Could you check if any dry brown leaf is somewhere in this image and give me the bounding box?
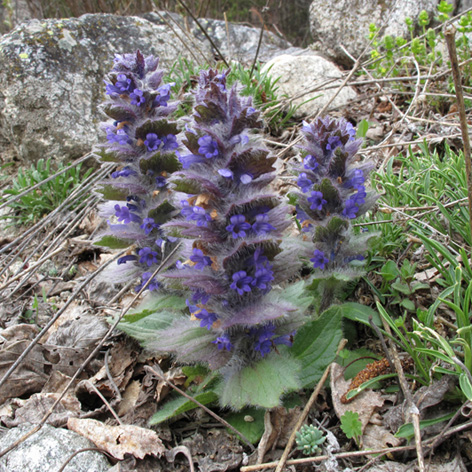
[155,367,186,403]
[0,324,51,403]
[2,392,81,427]
[256,410,273,464]
[117,380,141,417]
[331,363,384,433]
[362,423,402,450]
[67,417,165,460]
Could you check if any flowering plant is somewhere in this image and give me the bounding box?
[142,69,311,409]
[94,51,181,292]
[292,116,378,311]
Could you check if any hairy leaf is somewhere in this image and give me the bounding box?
[291,305,343,388]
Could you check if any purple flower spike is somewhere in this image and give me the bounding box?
[138,247,159,266]
[297,172,313,193]
[130,89,146,106]
[144,133,161,152]
[307,191,327,211]
[190,248,212,270]
[97,51,181,295]
[310,249,329,270]
[252,214,275,235]
[230,271,253,295]
[198,135,219,159]
[226,214,251,238]
[195,309,218,330]
[140,217,159,235]
[212,334,232,351]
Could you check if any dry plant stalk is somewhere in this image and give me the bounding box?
[444,24,472,242]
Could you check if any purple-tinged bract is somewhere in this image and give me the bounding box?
[94,51,181,292]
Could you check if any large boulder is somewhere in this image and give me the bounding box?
[0,14,198,164]
[262,52,357,118]
[308,0,451,65]
[0,12,293,165]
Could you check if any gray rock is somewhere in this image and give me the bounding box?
[261,52,357,118]
[457,0,472,13]
[0,423,110,472]
[142,12,295,64]
[309,0,453,65]
[0,14,201,165]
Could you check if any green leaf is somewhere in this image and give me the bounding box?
[391,282,413,295]
[118,310,177,344]
[218,353,301,409]
[291,306,343,388]
[400,299,416,311]
[356,119,369,138]
[459,373,472,401]
[182,365,211,387]
[345,373,398,401]
[149,390,218,425]
[94,235,134,249]
[395,412,455,440]
[224,408,266,444]
[338,302,382,327]
[124,293,187,323]
[379,260,400,281]
[340,411,362,440]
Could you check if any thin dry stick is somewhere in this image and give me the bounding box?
[151,7,208,65]
[444,24,472,243]
[273,338,348,472]
[0,245,65,291]
[380,315,425,472]
[176,0,230,68]
[86,380,123,425]
[57,447,114,472]
[145,365,256,451]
